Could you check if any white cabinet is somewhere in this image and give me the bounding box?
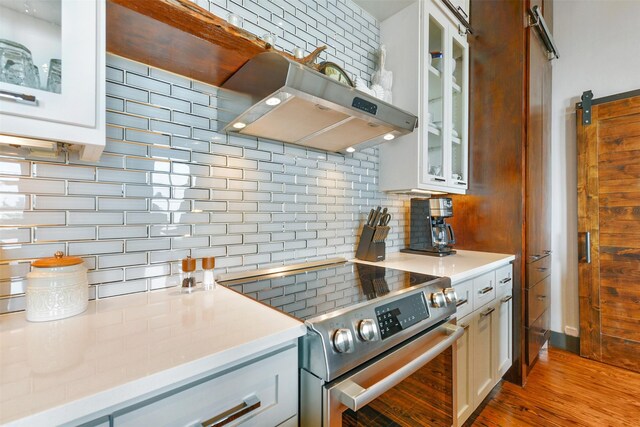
[455,263,513,426]
[379,0,469,194]
[0,0,105,160]
[111,344,298,427]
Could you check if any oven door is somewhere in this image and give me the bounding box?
[325,321,463,427]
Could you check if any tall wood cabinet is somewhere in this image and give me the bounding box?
[448,0,553,385]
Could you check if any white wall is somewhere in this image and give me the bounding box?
[551,0,640,336]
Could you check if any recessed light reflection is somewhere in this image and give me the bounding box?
[346,147,356,153]
[233,122,246,129]
[265,97,281,106]
[383,133,395,140]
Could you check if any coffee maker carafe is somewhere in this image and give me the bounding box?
[403,198,457,257]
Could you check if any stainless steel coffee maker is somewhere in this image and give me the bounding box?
[403,198,456,257]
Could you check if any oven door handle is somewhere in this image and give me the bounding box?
[335,323,464,411]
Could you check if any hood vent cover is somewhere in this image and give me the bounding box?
[218,52,417,153]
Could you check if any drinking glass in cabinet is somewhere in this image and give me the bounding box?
[0,0,62,93]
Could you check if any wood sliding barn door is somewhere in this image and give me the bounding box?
[577,90,640,373]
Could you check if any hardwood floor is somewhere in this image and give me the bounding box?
[467,347,640,426]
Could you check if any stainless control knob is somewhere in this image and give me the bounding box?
[443,287,458,305]
[357,319,377,342]
[332,328,354,353]
[430,291,447,308]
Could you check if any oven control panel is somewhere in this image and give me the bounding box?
[375,292,430,340]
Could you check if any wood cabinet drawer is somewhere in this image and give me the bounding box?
[454,280,474,319]
[113,346,297,427]
[495,264,513,297]
[527,254,551,288]
[472,272,496,310]
[527,309,550,365]
[526,275,550,326]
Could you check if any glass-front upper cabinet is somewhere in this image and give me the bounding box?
[0,0,105,160]
[450,31,469,189]
[379,0,469,195]
[425,14,446,184]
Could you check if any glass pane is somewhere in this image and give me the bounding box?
[426,15,444,179]
[451,38,466,182]
[0,0,62,93]
[341,348,453,426]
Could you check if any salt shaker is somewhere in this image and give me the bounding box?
[202,257,216,290]
[181,256,196,293]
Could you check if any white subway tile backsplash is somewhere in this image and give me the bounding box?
[33,195,96,210]
[0,211,66,226]
[68,212,123,225]
[97,279,147,298]
[0,159,30,176]
[0,2,403,308]
[98,253,147,269]
[0,194,29,210]
[0,228,30,244]
[68,181,124,196]
[1,243,65,261]
[0,262,30,280]
[98,226,147,239]
[126,212,170,224]
[69,241,124,256]
[88,268,124,285]
[98,198,148,211]
[0,178,65,194]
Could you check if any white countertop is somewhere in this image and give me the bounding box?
[354,249,515,283]
[0,285,306,426]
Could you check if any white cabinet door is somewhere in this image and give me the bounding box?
[495,292,513,378]
[455,317,473,426]
[0,0,105,160]
[472,304,495,404]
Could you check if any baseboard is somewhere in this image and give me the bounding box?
[550,331,580,354]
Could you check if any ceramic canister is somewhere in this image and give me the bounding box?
[26,251,88,322]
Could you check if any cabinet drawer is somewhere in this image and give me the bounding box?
[113,346,297,427]
[526,275,550,326]
[472,272,496,310]
[495,264,513,297]
[527,309,550,365]
[454,280,473,319]
[527,255,551,288]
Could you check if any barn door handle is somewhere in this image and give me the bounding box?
[578,231,591,264]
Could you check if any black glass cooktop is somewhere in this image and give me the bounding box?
[219,262,438,321]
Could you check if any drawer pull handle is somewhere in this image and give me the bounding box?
[529,254,542,261]
[480,307,495,318]
[432,177,446,182]
[202,395,261,427]
[537,295,547,301]
[460,323,469,330]
[499,277,512,284]
[0,90,38,105]
[501,295,513,303]
[479,286,494,295]
[456,298,469,307]
[537,267,548,272]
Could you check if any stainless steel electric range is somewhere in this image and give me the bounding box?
[217,258,463,427]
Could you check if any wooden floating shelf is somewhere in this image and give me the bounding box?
[106,0,269,87]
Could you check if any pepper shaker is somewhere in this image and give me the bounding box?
[181,256,196,293]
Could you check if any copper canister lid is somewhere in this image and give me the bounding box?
[32,251,84,268]
[182,256,196,272]
[202,257,215,270]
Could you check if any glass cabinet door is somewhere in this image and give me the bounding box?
[423,12,446,185]
[0,0,98,128]
[450,33,469,188]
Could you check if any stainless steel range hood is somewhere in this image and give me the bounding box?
[218,52,418,153]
